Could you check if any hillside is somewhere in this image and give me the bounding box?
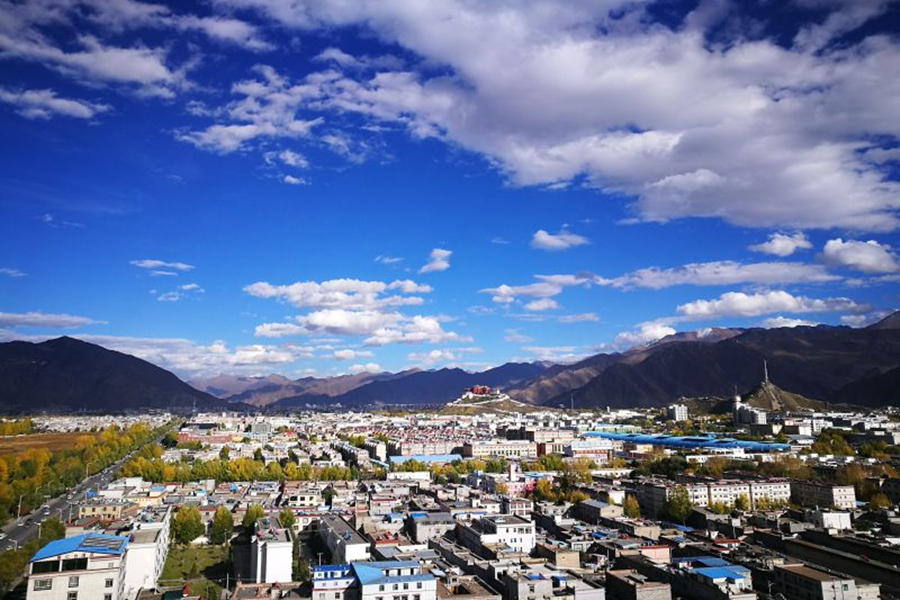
[545,315,900,408]
[741,380,825,412]
[0,337,226,412]
[827,366,900,406]
[221,372,404,407]
[273,362,547,407]
[188,374,292,398]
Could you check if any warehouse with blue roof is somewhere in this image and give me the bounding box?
[584,431,789,452]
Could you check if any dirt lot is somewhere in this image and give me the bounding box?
[0,433,89,457]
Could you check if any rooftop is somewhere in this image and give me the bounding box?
[32,533,128,562]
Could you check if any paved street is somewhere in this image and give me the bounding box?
[0,458,121,553]
[0,430,170,555]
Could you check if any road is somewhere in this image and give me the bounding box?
[0,430,171,554]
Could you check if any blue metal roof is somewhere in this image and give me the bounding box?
[681,556,729,567]
[693,566,750,581]
[584,431,789,451]
[351,562,432,586]
[314,564,352,572]
[31,533,128,562]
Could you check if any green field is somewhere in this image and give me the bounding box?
[159,545,229,598]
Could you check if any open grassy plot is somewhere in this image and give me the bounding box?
[159,545,229,598]
[0,433,89,457]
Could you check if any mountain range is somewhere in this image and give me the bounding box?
[1,311,899,412]
[0,336,226,412]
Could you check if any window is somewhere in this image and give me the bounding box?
[68,577,79,588]
[379,585,385,592]
[33,580,52,591]
[105,595,112,600]
[335,593,341,599]
[67,593,77,600]
[105,579,114,588]
[417,583,423,590]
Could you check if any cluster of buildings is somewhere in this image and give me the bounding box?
[21,402,900,600]
[31,413,172,433]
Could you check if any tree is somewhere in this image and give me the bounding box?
[279,508,296,531]
[173,505,205,545]
[734,494,750,511]
[664,486,692,524]
[219,446,230,461]
[209,506,234,545]
[869,493,891,510]
[494,482,508,495]
[38,517,65,546]
[322,487,337,507]
[533,479,557,502]
[811,429,854,456]
[623,495,641,519]
[242,503,266,529]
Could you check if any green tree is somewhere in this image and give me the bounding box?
[209,506,234,545]
[322,487,337,507]
[623,495,641,519]
[664,486,692,524]
[173,505,205,545]
[37,517,65,546]
[219,446,230,461]
[734,494,750,511]
[279,508,296,531]
[242,503,266,529]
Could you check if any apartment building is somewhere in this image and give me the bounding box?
[250,518,294,583]
[319,514,372,563]
[120,506,171,600]
[463,441,538,459]
[775,564,881,600]
[666,405,689,422]
[456,515,536,555]
[27,533,128,600]
[791,481,857,510]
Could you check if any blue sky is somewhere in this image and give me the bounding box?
[1,0,899,379]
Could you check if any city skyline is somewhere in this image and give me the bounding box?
[1,0,899,378]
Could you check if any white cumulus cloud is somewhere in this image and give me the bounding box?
[749,232,813,257]
[531,229,590,251]
[419,248,452,274]
[676,290,864,320]
[820,238,900,273]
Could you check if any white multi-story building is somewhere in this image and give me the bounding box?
[313,561,438,600]
[319,514,372,563]
[354,561,437,600]
[791,481,857,510]
[27,533,128,600]
[250,518,294,583]
[457,515,536,555]
[463,441,538,459]
[121,506,171,600]
[734,397,767,425]
[637,479,792,516]
[313,565,356,600]
[667,404,689,422]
